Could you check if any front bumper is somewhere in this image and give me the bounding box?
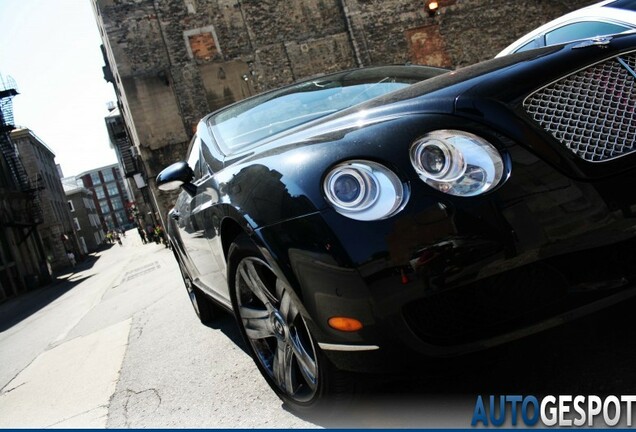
[254,143,636,371]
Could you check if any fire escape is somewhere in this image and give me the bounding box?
[107,115,138,177]
[0,74,44,240]
[101,47,158,226]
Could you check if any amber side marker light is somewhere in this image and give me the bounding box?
[328,317,363,332]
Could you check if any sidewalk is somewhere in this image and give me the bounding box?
[0,251,103,334]
[0,232,178,428]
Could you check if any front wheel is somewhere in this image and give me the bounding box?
[184,271,216,324]
[174,250,217,324]
[228,235,355,411]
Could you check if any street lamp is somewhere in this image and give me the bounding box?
[426,0,439,16]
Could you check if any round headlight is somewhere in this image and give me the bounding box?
[333,174,362,203]
[410,130,506,197]
[324,161,407,221]
[420,144,446,175]
[412,140,466,181]
[327,168,376,209]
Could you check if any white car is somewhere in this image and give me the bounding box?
[497,0,636,56]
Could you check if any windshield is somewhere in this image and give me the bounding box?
[206,66,445,155]
[608,0,636,12]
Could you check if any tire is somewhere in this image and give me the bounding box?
[185,273,217,324]
[174,250,217,324]
[228,234,355,412]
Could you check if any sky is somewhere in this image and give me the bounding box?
[0,0,118,178]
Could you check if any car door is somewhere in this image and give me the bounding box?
[169,135,201,273]
[190,127,231,305]
[172,134,226,304]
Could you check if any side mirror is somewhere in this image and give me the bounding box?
[156,161,196,196]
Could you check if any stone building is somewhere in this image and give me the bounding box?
[11,128,81,272]
[92,0,594,222]
[62,178,105,253]
[0,146,50,299]
[0,75,50,300]
[77,164,132,231]
[0,90,50,299]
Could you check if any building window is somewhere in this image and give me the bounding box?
[107,183,119,196]
[68,200,75,212]
[95,188,105,199]
[184,26,221,61]
[102,169,114,182]
[73,217,81,231]
[100,201,110,214]
[188,33,217,60]
[91,214,100,227]
[91,172,101,185]
[112,199,124,210]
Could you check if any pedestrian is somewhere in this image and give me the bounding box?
[66,251,76,267]
[146,224,155,244]
[154,225,168,247]
[137,227,147,244]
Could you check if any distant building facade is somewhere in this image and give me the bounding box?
[104,105,158,228]
[77,164,132,231]
[62,178,104,253]
[92,0,595,223]
[11,128,81,272]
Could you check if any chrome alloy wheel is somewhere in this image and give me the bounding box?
[235,257,319,403]
[174,248,215,324]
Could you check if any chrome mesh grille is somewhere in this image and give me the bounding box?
[624,53,636,72]
[524,53,636,162]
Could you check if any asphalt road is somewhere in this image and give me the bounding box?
[1,231,635,428]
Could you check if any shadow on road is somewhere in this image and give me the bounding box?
[70,252,103,273]
[203,312,250,356]
[0,256,100,333]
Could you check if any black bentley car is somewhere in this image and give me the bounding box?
[157,33,636,410]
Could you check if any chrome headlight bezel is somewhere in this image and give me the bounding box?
[325,167,378,211]
[323,160,408,221]
[410,130,507,197]
[411,139,466,182]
